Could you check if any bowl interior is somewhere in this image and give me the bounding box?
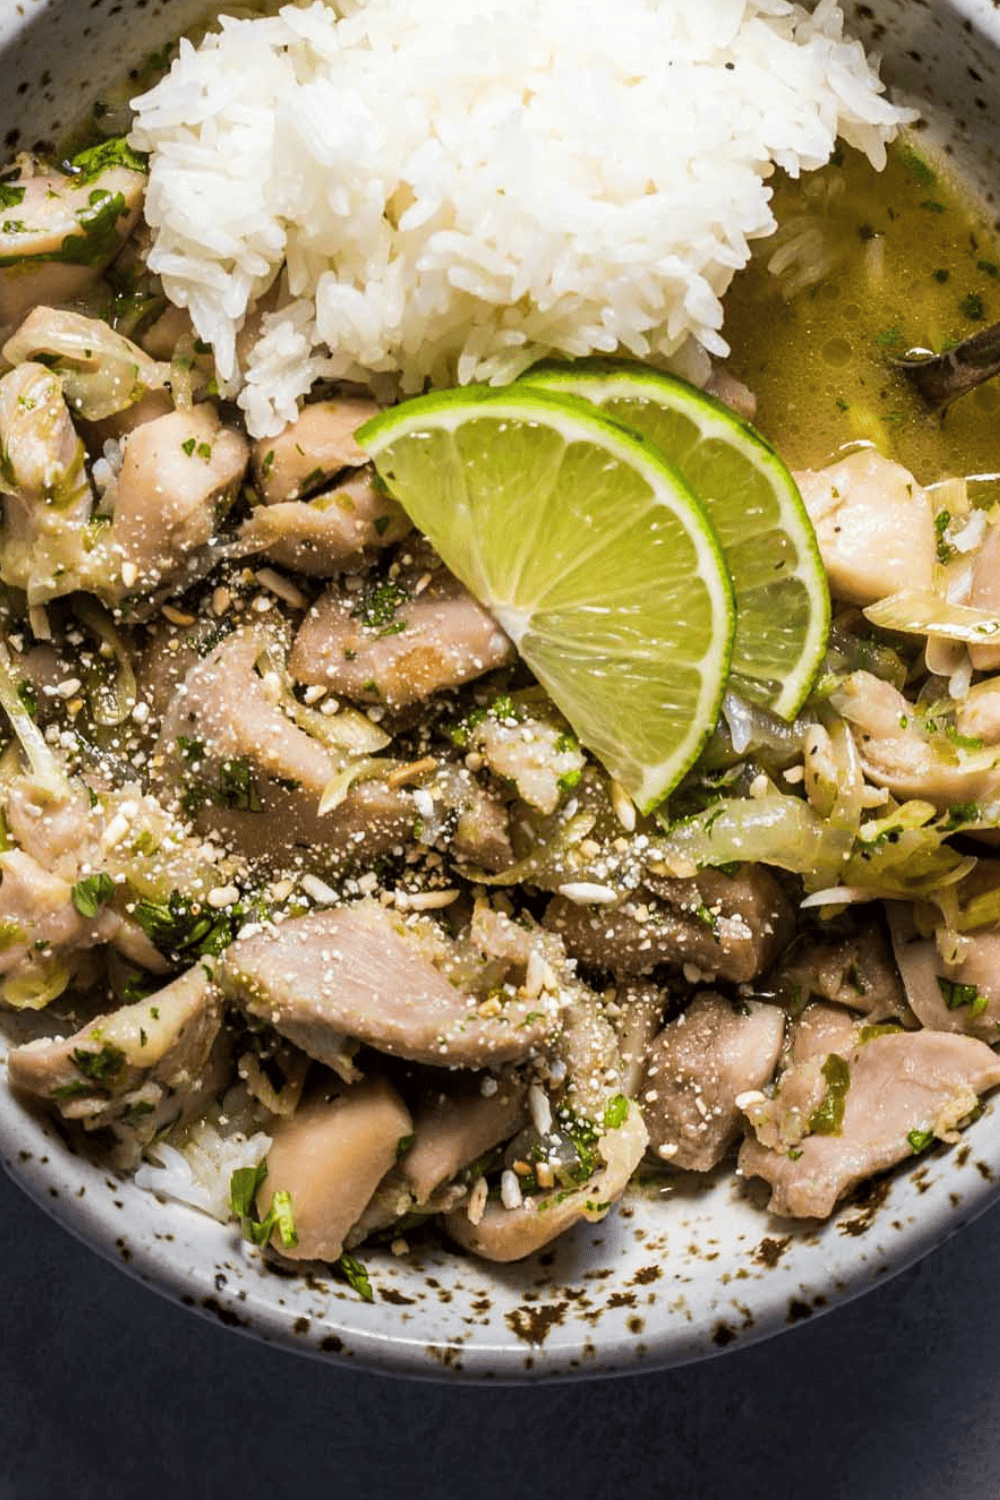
[3,0,1000,1380]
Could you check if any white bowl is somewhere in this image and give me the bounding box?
[3,0,1000,1381]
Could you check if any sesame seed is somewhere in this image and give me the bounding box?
[300,873,338,905]
[256,567,306,609]
[500,1169,523,1210]
[557,881,618,905]
[207,884,240,909]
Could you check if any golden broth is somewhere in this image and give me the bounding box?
[724,138,1000,502]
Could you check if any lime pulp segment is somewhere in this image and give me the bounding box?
[357,386,736,812]
[520,362,831,721]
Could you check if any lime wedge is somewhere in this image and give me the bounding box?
[357,387,735,812]
[521,362,830,721]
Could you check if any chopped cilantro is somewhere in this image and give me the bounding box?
[133,890,239,962]
[961,292,986,322]
[337,1251,374,1302]
[907,1127,935,1155]
[71,1042,127,1084]
[66,135,148,183]
[937,976,983,1013]
[229,1160,298,1250]
[181,438,196,457]
[807,1053,850,1137]
[71,872,115,919]
[602,1094,628,1130]
[351,579,410,630]
[0,183,25,210]
[218,757,263,812]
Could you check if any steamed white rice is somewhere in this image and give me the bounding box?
[128,0,914,438]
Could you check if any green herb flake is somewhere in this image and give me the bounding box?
[806,1053,850,1137]
[71,871,115,919]
[133,890,239,962]
[16,680,38,719]
[71,1041,127,1085]
[907,1127,935,1155]
[229,1160,298,1250]
[337,1251,374,1302]
[67,135,148,182]
[351,579,410,630]
[181,438,196,457]
[602,1094,628,1130]
[0,183,25,210]
[218,757,263,812]
[961,291,986,322]
[395,1132,416,1160]
[936,976,982,1011]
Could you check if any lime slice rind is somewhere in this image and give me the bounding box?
[358,385,736,811]
[520,361,831,721]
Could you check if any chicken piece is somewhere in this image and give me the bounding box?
[157,630,334,806]
[968,523,1000,671]
[4,778,102,882]
[236,469,410,576]
[774,920,908,1022]
[401,1074,527,1205]
[788,1000,860,1065]
[258,1076,412,1262]
[290,560,516,710]
[0,848,120,995]
[154,631,413,872]
[888,904,1000,1042]
[955,677,1000,744]
[139,303,194,361]
[641,993,785,1171]
[0,158,145,327]
[738,1030,1000,1218]
[219,903,562,1070]
[252,396,379,504]
[0,361,93,604]
[4,306,169,423]
[546,864,793,982]
[7,964,224,1162]
[833,670,1000,807]
[445,1103,647,1262]
[413,763,513,873]
[469,708,585,816]
[793,448,935,607]
[109,404,248,598]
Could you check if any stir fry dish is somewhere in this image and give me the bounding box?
[3,1,1000,1288]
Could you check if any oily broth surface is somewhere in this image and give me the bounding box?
[724,138,1000,500]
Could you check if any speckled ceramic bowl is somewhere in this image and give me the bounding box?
[3,0,1000,1382]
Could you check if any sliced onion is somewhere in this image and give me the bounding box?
[864,589,1000,645]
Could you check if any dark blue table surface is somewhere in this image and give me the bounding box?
[4,1160,999,1500]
